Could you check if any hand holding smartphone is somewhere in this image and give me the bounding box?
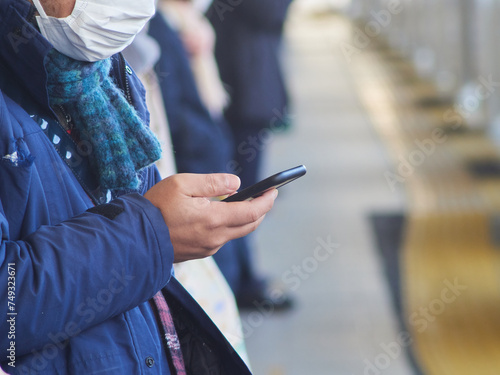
[222,165,307,202]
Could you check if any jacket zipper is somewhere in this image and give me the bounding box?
[119,53,133,105]
[56,105,73,132]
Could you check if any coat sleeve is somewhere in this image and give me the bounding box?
[0,193,174,357]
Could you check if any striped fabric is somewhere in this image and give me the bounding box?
[152,292,187,375]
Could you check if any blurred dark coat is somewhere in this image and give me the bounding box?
[148,12,232,174]
[207,0,293,130]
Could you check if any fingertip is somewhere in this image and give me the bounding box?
[226,174,241,191]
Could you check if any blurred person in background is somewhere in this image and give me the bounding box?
[207,0,295,310]
[0,0,277,373]
[151,0,270,313]
[147,0,261,318]
[124,2,251,365]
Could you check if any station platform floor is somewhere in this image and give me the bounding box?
[240,5,500,375]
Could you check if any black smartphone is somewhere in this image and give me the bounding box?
[222,165,307,202]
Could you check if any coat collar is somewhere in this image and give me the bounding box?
[0,0,53,113]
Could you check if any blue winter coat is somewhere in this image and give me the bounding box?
[0,1,250,374]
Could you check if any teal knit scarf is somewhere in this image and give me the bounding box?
[45,49,162,191]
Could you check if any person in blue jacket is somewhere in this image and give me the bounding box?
[0,0,277,373]
[206,0,294,310]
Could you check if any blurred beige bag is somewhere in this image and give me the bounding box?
[174,258,250,367]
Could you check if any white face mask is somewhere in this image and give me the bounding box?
[32,0,156,62]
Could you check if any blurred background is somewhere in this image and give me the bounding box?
[242,0,500,374]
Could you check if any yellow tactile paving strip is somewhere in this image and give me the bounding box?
[349,33,500,374]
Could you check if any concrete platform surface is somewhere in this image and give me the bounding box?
[240,8,415,375]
